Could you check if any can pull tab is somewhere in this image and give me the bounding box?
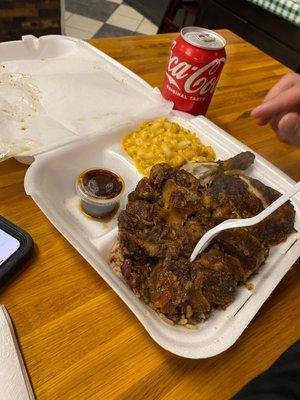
[198,33,215,43]
[186,32,216,46]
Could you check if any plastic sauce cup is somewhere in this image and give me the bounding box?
[76,168,125,218]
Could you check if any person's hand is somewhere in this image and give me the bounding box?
[251,72,300,146]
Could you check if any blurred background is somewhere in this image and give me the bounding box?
[0,0,299,70]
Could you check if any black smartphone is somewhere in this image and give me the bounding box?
[0,216,34,287]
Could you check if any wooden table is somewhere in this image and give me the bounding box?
[0,30,299,399]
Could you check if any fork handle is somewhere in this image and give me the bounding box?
[190,181,300,261]
[252,180,300,224]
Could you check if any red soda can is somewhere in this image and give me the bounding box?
[161,27,226,116]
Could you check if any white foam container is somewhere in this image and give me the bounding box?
[3,36,300,358]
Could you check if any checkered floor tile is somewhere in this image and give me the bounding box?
[65,0,158,39]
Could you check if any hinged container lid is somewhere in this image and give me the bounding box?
[0,35,172,161]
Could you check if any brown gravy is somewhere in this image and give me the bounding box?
[80,169,123,199]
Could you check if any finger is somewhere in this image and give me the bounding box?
[277,112,300,146]
[251,84,300,122]
[254,113,278,126]
[251,73,299,123]
[255,114,275,126]
[263,73,298,103]
[269,112,285,133]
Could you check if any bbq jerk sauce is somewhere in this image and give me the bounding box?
[76,168,125,220]
[81,169,123,199]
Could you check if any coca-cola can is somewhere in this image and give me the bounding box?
[161,27,226,116]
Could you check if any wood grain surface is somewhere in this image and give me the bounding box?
[0,30,299,400]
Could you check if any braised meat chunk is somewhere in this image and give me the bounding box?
[114,152,295,325]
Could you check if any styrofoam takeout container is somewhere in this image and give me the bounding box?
[3,36,300,358]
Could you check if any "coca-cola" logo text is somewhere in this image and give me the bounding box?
[166,56,226,95]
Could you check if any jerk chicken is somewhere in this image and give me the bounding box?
[111,152,295,325]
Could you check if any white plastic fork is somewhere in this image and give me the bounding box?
[190,181,300,262]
